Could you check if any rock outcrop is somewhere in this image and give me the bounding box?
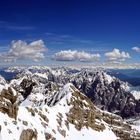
[20,129,37,140]
[0,87,18,119]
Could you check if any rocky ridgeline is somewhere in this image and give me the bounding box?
[5,68,140,118]
[70,70,140,119]
[0,68,140,139]
[48,84,140,140]
[4,68,140,119]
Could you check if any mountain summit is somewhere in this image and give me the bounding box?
[0,67,140,140]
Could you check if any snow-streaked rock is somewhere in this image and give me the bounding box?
[0,83,119,140]
[0,67,140,140]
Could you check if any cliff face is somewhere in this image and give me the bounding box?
[0,82,139,140]
[0,68,140,140]
[6,68,140,119]
[70,70,140,118]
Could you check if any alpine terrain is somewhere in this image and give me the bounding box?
[0,66,140,140]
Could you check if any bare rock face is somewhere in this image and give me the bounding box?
[48,83,140,140]
[98,110,140,140]
[45,132,56,140]
[1,87,17,103]
[66,86,105,132]
[20,79,36,99]
[20,129,37,140]
[70,70,139,119]
[0,87,18,119]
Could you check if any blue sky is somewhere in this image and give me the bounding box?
[0,0,140,66]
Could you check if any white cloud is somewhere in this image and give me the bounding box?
[105,48,130,62]
[0,40,47,62]
[132,47,140,52]
[53,50,100,62]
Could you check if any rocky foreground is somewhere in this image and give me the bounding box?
[0,67,140,140]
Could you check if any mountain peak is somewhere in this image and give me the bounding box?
[0,67,140,140]
[47,83,76,107]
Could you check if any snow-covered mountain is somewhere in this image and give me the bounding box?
[0,67,140,140]
[127,86,140,100]
[5,67,140,118]
[70,69,139,118]
[0,81,140,140]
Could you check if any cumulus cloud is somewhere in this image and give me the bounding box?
[132,47,140,52]
[0,40,47,62]
[52,50,100,62]
[105,48,130,62]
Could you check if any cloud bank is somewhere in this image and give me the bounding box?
[53,50,100,62]
[105,48,130,62]
[132,47,140,52]
[0,40,47,62]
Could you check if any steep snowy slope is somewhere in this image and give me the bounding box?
[0,75,9,92]
[127,86,140,100]
[0,80,140,140]
[5,67,140,119]
[0,83,114,140]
